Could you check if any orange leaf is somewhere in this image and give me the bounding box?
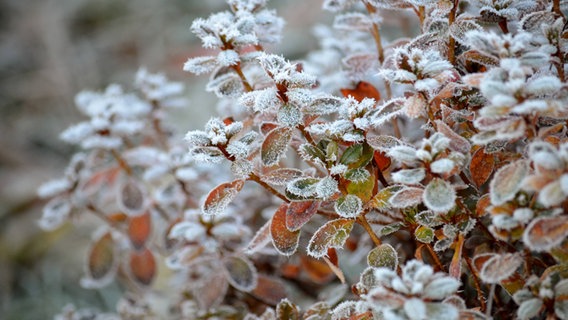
[271,203,301,256]
[251,275,287,305]
[340,81,381,102]
[129,248,156,286]
[470,147,495,187]
[373,151,391,171]
[300,255,334,284]
[286,201,320,232]
[128,212,152,250]
[475,194,491,217]
[203,180,245,215]
[449,233,464,278]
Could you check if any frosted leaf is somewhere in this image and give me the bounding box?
[239,87,281,113]
[333,12,373,31]
[118,180,147,215]
[206,73,244,98]
[261,127,293,166]
[271,203,301,256]
[245,220,271,255]
[81,136,122,150]
[307,218,355,258]
[492,214,519,230]
[322,0,356,12]
[286,200,320,232]
[217,50,240,67]
[404,298,427,320]
[202,180,245,215]
[305,96,343,115]
[344,168,371,183]
[425,303,459,319]
[38,179,71,199]
[367,244,398,270]
[316,176,339,200]
[490,160,529,205]
[60,122,95,145]
[286,177,320,199]
[39,197,72,231]
[525,76,562,96]
[479,253,522,283]
[330,164,348,175]
[449,18,482,45]
[538,181,565,207]
[523,216,568,252]
[367,135,407,152]
[183,56,218,75]
[423,178,456,213]
[513,208,534,224]
[223,255,258,292]
[430,158,456,174]
[226,140,250,159]
[231,159,254,179]
[185,130,211,147]
[517,298,543,320]
[392,168,426,185]
[423,277,461,300]
[190,147,224,163]
[435,120,471,154]
[387,145,418,165]
[277,104,303,127]
[334,194,363,218]
[169,221,206,242]
[390,186,424,208]
[262,168,305,186]
[414,78,440,92]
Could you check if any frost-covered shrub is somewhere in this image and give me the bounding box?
[38,0,568,319]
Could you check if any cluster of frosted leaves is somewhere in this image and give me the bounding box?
[185,117,258,167]
[521,11,568,47]
[37,153,90,230]
[467,60,567,144]
[334,260,462,320]
[168,209,251,260]
[384,133,463,213]
[464,30,554,67]
[379,46,453,89]
[513,274,568,320]
[135,68,185,108]
[473,0,541,21]
[59,84,152,150]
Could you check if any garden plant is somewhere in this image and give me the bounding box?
[38,0,568,319]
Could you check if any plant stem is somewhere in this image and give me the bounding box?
[232,62,253,92]
[448,0,459,65]
[465,256,487,312]
[363,1,384,64]
[358,214,382,246]
[248,172,289,203]
[111,149,133,176]
[425,243,445,272]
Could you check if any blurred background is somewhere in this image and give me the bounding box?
[0,0,326,318]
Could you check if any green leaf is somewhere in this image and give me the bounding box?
[340,144,363,165]
[307,219,355,258]
[367,244,398,270]
[346,168,375,202]
[369,185,402,210]
[415,225,435,243]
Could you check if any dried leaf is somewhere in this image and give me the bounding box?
[307,218,354,258]
[129,248,156,286]
[127,212,152,250]
[523,216,568,252]
[490,160,529,205]
[202,180,245,215]
[194,265,228,309]
[262,127,293,166]
[470,147,495,187]
[224,255,258,292]
[286,201,320,232]
[271,203,301,256]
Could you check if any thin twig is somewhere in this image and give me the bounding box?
[358,214,382,247]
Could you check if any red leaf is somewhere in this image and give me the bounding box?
[128,212,152,250]
[340,81,381,102]
[470,147,495,187]
[286,200,320,232]
[262,127,293,166]
[374,151,391,171]
[251,275,287,305]
[271,203,301,256]
[129,248,156,286]
[202,180,245,215]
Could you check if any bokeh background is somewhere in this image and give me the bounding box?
[0,0,327,318]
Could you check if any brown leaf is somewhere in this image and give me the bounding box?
[271,203,301,256]
[475,194,491,217]
[118,179,146,215]
[251,275,287,305]
[470,147,495,187]
[286,200,320,232]
[523,216,568,252]
[202,179,245,215]
[129,248,156,286]
[87,231,116,280]
[340,81,381,102]
[128,212,152,250]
